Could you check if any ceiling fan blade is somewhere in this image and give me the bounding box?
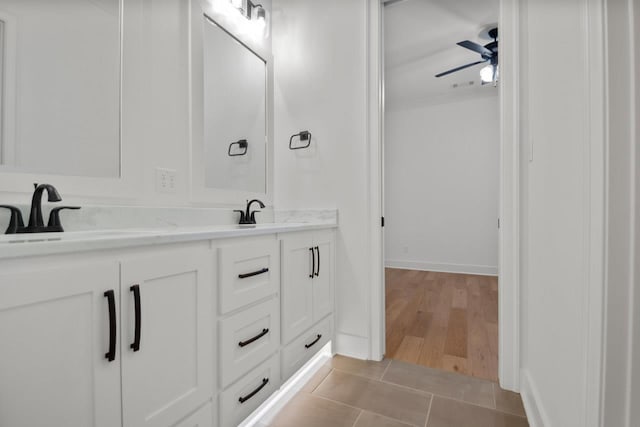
[457,40,493,57]
[435,60,487,78]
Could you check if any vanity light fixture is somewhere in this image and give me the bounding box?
[230,0,266,24]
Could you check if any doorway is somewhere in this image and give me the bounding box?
[381,0,501,383]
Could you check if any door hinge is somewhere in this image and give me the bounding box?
[381,217,385,227]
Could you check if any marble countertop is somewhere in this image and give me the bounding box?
[0,222,337,260]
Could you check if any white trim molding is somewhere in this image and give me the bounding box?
[335,332,371,361]
[601,0,638,425]
[520,369,551,427]
[584,0,607,426]
[368,0,385,362]
[385,260,498,277]
[498,0,522,392]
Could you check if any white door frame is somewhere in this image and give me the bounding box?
[368,0,523,391]
[496,0,521,392]
[367,0,385,363]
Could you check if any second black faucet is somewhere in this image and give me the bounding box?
[235,199,265,225]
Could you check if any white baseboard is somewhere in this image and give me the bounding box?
[334,333,370,360]
[240,342,333,427]
[520,369,550,427]
[385,260,498,276]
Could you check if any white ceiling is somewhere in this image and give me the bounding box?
[384,0,499,108]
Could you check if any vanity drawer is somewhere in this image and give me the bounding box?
[218,240,279,314]
[219,298,280,388]
[219,354,280,427]
[281,316,333,381]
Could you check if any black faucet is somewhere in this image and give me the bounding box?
[235,199,265,225]
[0,183,80,234]
[27,183,62,232]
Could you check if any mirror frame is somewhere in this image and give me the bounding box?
[190,0,274,206]
[0,0,144,203]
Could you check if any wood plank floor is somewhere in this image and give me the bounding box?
[385,268,499,382]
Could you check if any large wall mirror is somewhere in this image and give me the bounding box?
[0,0,121,178]
[203,16,267,194]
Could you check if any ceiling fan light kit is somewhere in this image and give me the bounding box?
[436,27,499,85]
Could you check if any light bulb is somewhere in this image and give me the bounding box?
[255,16,266,31]
[480,65,494,83]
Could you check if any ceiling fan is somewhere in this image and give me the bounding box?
[435,27,498,84]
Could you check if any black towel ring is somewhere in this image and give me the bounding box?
[228,139,248,157]
[289,131,312,150]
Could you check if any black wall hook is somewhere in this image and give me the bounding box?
[228,139,249,156]
[289,131,312,150]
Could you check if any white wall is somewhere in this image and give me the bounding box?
[272,0,373,357]
[384,95,499,275]
[518,0,603,426]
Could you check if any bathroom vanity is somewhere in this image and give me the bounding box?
[0,1,337,426]
[0,223,335,427]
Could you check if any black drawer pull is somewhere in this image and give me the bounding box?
[104,290,117,362]
[314,246,320,277]
[238,268,269,279]
[239,378,269,403]
[305,334,322,349]
[309,247,315,278]
[130,285,142,352]
[238,328,270,348]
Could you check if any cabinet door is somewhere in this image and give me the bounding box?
[281,233,314,344]
[0,262,121,427]
[312,231,334,322]
[121,247,213,427]
[175,403,213,427]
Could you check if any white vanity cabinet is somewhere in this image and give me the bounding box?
[0,224,336,427]
[0,245,213,427]
[280,230,335,344]
[120,248,213,427]
[0,261,122,427]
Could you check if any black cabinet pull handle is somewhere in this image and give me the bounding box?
[238,268,269,279]
[309,247,315,278]
[238,328,270,347]
[305,334,322,349]
[314,246,320,277]
[130,285,142,352]
[104,290,117,362]
[239,378,269,403]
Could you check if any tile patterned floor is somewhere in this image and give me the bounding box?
[264,356,528,427]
